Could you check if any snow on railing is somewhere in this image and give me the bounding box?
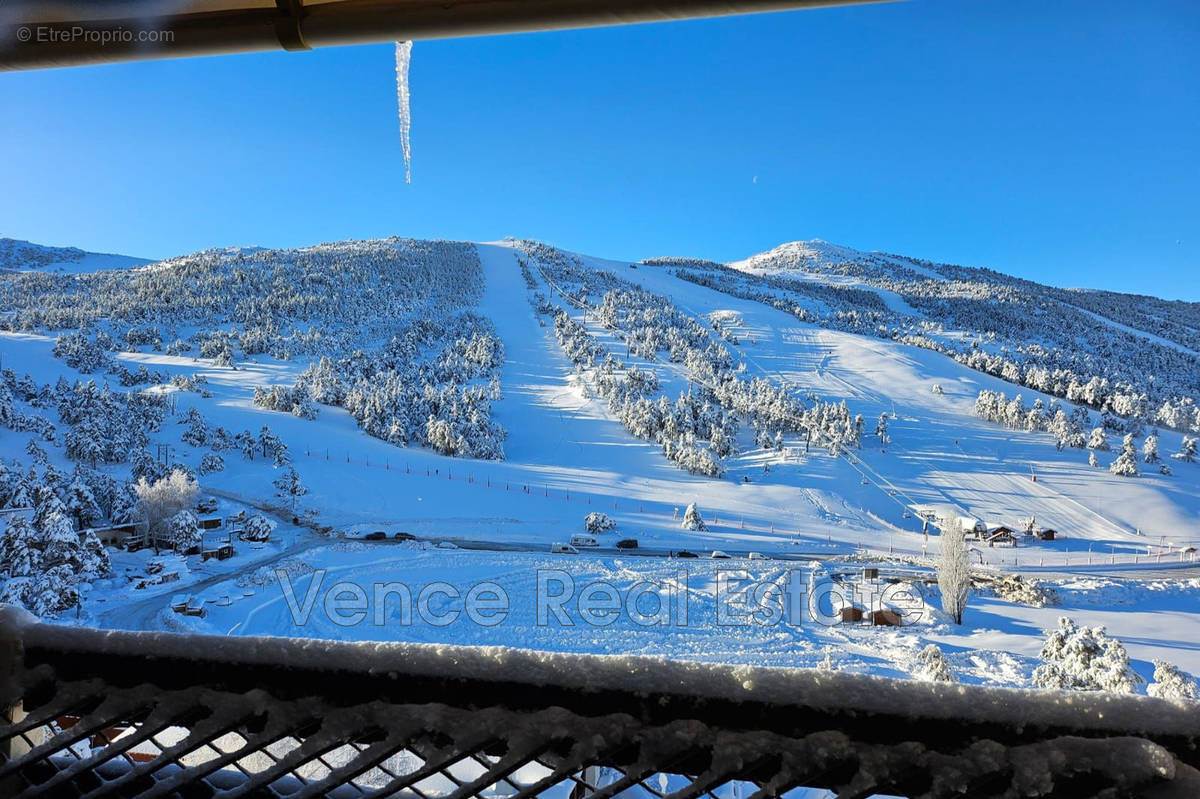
[2,606,1198,797]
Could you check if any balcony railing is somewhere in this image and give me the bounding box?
[2,607,1198,798]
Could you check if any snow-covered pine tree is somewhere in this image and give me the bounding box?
[937,515,970,625]
[39,507,83,571]
[1087,427,1109,451]
[1032,617,1140,694]
[65,469,103,529]
[584,512,616,534]
[1142,431,1160,464]
[681,502,706,531]
[79,528,111,578]
[199,452,225,475]
[914,644,955,682]
[273,467,307,511]
[240,513,275,542]
[1089,451,1099,468]
[26,565,81,617]
[1173,436,1196,463]
[0,515,41,577]
[181,407,208,447]
[1109,433,1140,477]
[1146,660,1199,705]
[167,509,202,552]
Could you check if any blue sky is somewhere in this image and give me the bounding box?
[2,0,1196,298]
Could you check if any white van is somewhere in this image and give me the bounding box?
[551,543,579,554]
[570,534,599,548]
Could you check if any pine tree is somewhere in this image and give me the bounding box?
[1088,451,1099,468]
[914,644,955,682]
[199,452,225,475]
[1033,617,1140,694]
[0,515,41,577]
[65,470,103,529]
[240,513,276,542]
[273,467,307,511]
[1142,431,1160,464]
[39,508,83,571]
[1147,660,1199,705]
[167,509,202,552]
[680,502,706,531]
[79,529,111,577]
[875,413,890,447]
[1087,427,1109,451]
[1109,433,1140,477]
[1174,436,1197,463]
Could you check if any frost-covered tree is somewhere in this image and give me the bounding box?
[1086,426,1109,451]
[273,466,307,511]
[133,470,198,545]
[1146,660,1199,705]
[1109,433,1140,477]
[1142,431,1160,464]
[584,512,616,534]
[875,413,890,447]
[914,644,955,682]
[1032,617,1140,694]
[166,509,202,552]
[937,515,970,625]
[240,513,276,542]
[680,503,706,531]
[1088,451,1099,468]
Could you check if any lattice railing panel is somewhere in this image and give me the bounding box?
[2,612,1198,798]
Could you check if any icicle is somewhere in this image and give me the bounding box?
[394,40,413,184]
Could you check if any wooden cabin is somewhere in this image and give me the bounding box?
[81,522,145,548]
[984,525,1018,547]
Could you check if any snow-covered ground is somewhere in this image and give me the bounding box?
[1,235,1197,698]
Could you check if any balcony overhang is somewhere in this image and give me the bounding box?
[0,0,894,72]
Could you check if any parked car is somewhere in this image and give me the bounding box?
[436,541,459,550]
[747,552,767,560]
[616,538,638,550]
[364,531,388,541]
[675,550,699,559]
[551,543,579,554]
[196,497,219,514]
[393,532,416,541]
[710,550,731,559]
[571,534,599,548]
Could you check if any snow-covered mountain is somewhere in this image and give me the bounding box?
[0,237,152,274]
[1,234,1198,693]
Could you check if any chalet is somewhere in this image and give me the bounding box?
[1036,528,1057,541]
[198,515,223,531]
[984,524,1018,547]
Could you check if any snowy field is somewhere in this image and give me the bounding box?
[0,235,1197,698]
